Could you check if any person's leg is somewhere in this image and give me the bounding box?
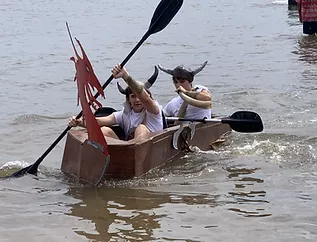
[312,21,317,35]
[303,22,314,35]
[134,124,150,138]
[100,126,119,139]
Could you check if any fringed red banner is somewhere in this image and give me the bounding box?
[67,23,109,156]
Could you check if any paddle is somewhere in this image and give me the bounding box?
[94,107,117,117]
[8,0,184,178]
[91,108,263,133]
[166,111,264,133]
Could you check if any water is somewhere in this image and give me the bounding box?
[1,0,317,241]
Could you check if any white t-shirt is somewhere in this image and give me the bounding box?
[163,85,212,119]
[113,100,163,139]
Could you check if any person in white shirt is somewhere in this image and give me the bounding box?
[69,65,163,140]
[158,61,212,119]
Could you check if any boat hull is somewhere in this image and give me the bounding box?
[61,122,231,185]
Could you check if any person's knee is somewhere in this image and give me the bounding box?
[101,126,111,135]
[101,126,118,139]
[134,124,150,137]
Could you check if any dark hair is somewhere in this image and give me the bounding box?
[172,68,194,82]
[125,87,133,100]
[126,87,152,101]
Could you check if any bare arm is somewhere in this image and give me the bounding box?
[134,86,160,114]
[175,86,212,109]
[124,75,160,114]
[177,86,211,101]
[68,113,117,128]
[196,89,211,101]
[96,113,117,127]
[112,64,160,115]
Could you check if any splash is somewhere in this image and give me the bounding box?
[0,160,30,177]
[272,0,287,5]
[0,160,29,169]
[229,138,317,168]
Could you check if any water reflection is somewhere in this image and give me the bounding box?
[64,187,169,241]
[225,165,272,218]
[294,36,317,90]
[64,183,222,241]
[287,7,299,26]
[296,36,317,64]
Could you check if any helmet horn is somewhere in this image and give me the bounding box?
[158,64,173,75]
[116,82,126,95]
[117,66,159,95]
[144,66,159,89]
[192,61,208,75]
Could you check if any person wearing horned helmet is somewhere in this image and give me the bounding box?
[68,65,163,140]
[158,61,212,119]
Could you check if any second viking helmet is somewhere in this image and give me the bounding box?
[117,66,159,96]
[158,61,208,83]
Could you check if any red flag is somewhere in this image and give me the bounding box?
[67,23,109,156]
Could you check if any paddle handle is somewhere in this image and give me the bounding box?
[166,112,263,133]
[98,32,150,97]
[166,117,260,124]
[166,117,222,123]
[31,126,71,168]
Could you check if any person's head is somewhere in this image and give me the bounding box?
[124,87,152,112]
[158,61,208,90]
[117,66,158,112]
[172,75,192,90]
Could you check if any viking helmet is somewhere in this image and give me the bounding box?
[158,61,208,83]
[117,66,158,98]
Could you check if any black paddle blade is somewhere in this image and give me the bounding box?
[149,0,183,35]
[9,163,37,178]
[223,111,264,133]
[94,107,117,117]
